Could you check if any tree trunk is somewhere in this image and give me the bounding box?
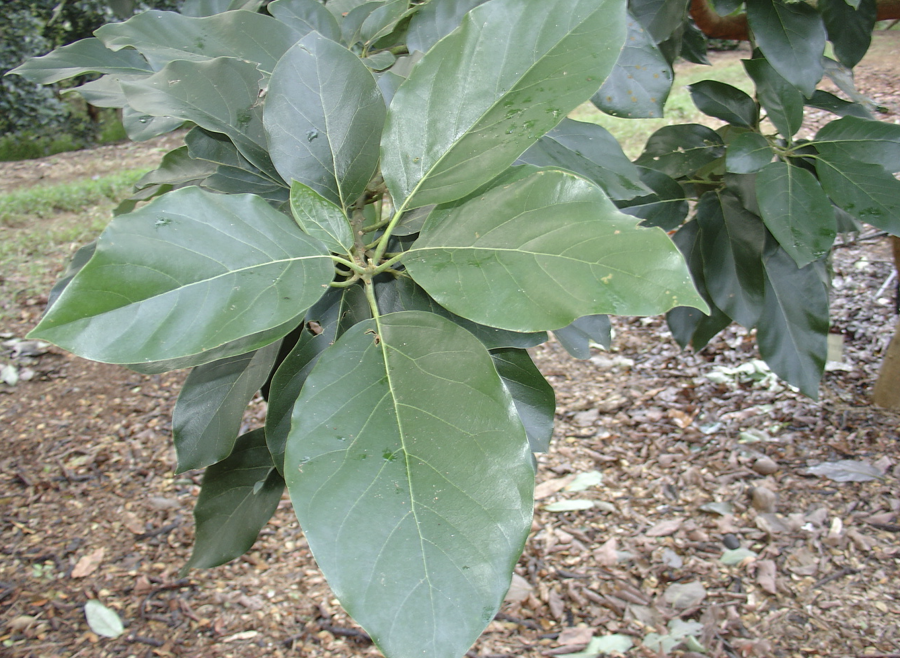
[873,236,900,410]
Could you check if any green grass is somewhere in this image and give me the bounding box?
[0,168,150,227]
[571,54,752,158]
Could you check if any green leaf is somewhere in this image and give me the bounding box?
[757,239,828,398]
[263,34,386,213]
[819,0,876,69]
[405,0,490,53]
[326,0,372,16]
[284,311,534,658]
[67,75,130,109]
[726,132,774,174]
[517,119,651,201]
[743,57,804,140]
[816,156,900,235]
[616,167,689,231]
[374,276,547,350]
[266,286,370,472]
[806,91,874,120]
[268,0,341,42]
[553,315,612,358]
[135,146,217,192]
[8,37,152,85]
[340,2,384,45]
[666,220,732,350]
[121,108,185,142]
[290,182,354,255]
[688,80,757,128]
[181,0,265,16]
[173,342,281,473]
[630,0,690,43]
[746,0,826,97]
[592,13,673,119]
[756,162,836,268]
[360,0,410,44]
[29,187,333,366]
[48,242,97,312]
[95,10,301,74]
[491,348,555,453]
[711,0,742,14]
[121,57,276,178]
[406,169,706,332]
[635,124,725,179]
[202,166,290,206]
[696,191,766,328]
[184,429,285,571]
[380,0,627,210]
[814,116,900,173]
[680,19,710,65]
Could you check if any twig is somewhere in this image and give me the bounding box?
[494,612,541,631]
[127,636,164,647]
[135,519,182,540]
[812,566,859,589]
[319,621,371,642]
[868,522,900,533]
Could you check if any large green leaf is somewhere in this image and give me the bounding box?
[173,342,281,473]
[592,13,673,119]
[616,167,689,231]
[726,132,774,174]
[184,429,285,571]
[630,0,690,43]
[814,116,900,173]
[380,0,627,210]
[757,239,828,398]
[95,10,302,74]
[819,0,876,69]
[806,91,874,120]
[121,57,277,178]
[359,0,410,44]
[491,348,555,453]
[266,286,370,472]
[263,34,385,213]
[405,169,705,332]
[202,165,290,206]
[405,0,490,53]
[743,57,804,140]
[688,80,757,128]
[67,75,131,109]
[374,276,547,350]
[289,182,354,255]
[695,191,766,329]
[756,161,835,268]
[553,315,612,358]
[635,124,725,179]
[285,311,534,658]
[29,188,333,365]
[816,156,900,235]
[181,0,265,15]
[746,0,826,97]
[9,37,152,85]
[517,119,651,201]
[268,0,341,41]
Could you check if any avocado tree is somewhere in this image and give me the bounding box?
[9,0,900,656]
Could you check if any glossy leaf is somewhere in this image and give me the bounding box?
[726,132,773,174]
[553,315,612,358]
[517,119,651,201]
[819,0,876,69]
[290,182,354,255]
[380,0,627,210]
[326,0,372,16]
[374,276,547,350]
[617,167,689,231]
[266,286,370,472]
[406,169,705,332]
[47,242,97,312]
[756,162,836,268]
[268,0,341,41]
[122,108,185,142]
[746,0,826,97]
[757,239,828,398]
[284,311,534,658]
[359,0,410,44]
[263,34,386,213]
[95,10,301,74]
[202,165,290,205]
[806,91,874,120]
[593,14,673,119]
[743,57,804,140]
[688,80,757,128]
[9,37,152,85]
[121,57,276,177]
[630,0,690,43]
[173,342,281,473]
[696,191,766,328]
[29,188,333,365]
[68,75,130,109]
[816,156,900,234]
[184,429,285,571]
[814,116,900,173]
[635,124,725,179]
[491,348,556,453]
[405,0,490,53]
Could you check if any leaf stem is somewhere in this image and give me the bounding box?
[331,254,366,275]
[371,208,405,265]
[364,279,381,320]
[373,252,406,275]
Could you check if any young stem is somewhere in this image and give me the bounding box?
[331,254,367,276]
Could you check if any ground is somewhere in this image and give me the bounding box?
[1,35,900,658]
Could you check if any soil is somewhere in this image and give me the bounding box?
[1,34,900,658]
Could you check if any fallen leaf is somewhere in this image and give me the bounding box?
[756,559,777,594]
[534,475,576,500]
[548,588,565,619]
[84,600,124,638]
[504,574,533,603]
[565,470,603,492]
[122,512,144,535]
[646,518,683,537]
[721,547,757,566]
[71,548,105,578]
[557,634,634,657]
[544,500,595,512]
[699,501,734,516]
[805,460,883,482]
[663,580,706,609]
[593,537,618,566]
[557,626,594,647]
[667,408,696,428]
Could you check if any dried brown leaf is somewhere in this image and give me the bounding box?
[71,547,105,578]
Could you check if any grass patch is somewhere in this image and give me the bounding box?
[0,168,150,227]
